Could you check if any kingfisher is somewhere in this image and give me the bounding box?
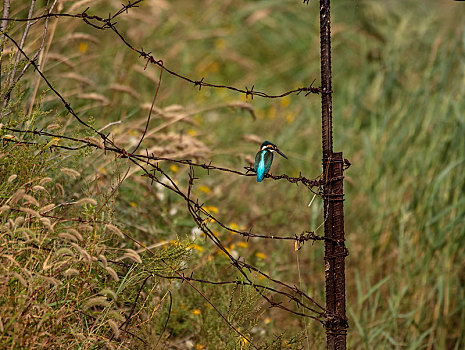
[254,141,288,182]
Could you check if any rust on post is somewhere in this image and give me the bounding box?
[320,0,333,161]
[323,152,348,349]
[320,0,348,349]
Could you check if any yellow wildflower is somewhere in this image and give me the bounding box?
[78,42,88,53]
[206,205,218,214]
[199,185,211,194]
[189,244,204,252]
[240,336,249,345]
[170,164,179,173]
[280,96,291,107]
[238,242,248,248]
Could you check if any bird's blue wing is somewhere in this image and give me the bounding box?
[254,151,274,182]
[254,151,261,172]
[255,151,265,182]
[264,152,274,175]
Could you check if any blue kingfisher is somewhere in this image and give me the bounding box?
[254,141,288,182]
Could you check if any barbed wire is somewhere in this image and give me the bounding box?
[138,162,327,318]
[0,1,321,100]
[3,125,329,245]
[0,47,327,319]
[112,257,326,322]
[0,0,333,344]
[2,26,326,312]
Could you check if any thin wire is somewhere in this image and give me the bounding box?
[296,250,310,350]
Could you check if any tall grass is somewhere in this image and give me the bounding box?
[1,0,464,348]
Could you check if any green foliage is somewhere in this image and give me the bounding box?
[0,88,190,348]
[0,136,191,348]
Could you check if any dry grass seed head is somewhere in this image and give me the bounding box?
[19,207,41,218]
[7,218,15,230]
[40,217,54,231]
[107,319,120,339]
[63,268,80,277]
[65,32,100,44]
[66,228,83,242]
[105,266,119,281]
[83,137,104,149]
[45,124,61,130]
[93,245,106,256]
[14,216,25,227]
[123,249,142,264]
[75,198,97,206]
[39,203,55,214]
[71,242,92,263]
[99,288,117,301]
[61,72,95,87]
[107,310,125,322]
[39,217,51,226]
[9,189,25,205]
[22,194,40,207]
[78,224,94,232]
[77,93,110,105]
[0,205,10,214]
[56,247,75,257]
[105,224,125,239]
[109,83,141,100]
[99,254,108,268]
[7,174,17,183]
[16,227,36,241]
[60,168,81,179]
[82,296,110,311]
[39,177,52,185]
[41,275,62,287]
[55,183,65,197]
[58,232,79,242]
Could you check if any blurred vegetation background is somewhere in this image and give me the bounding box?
[1,0,464,349]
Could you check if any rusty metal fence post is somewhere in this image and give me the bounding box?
[319,0,348,349]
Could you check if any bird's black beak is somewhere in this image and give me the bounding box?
[276,148,288,159]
